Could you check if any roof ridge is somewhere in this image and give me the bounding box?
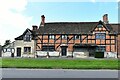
[45,22,98,24]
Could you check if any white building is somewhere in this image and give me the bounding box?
[2,26,37,58]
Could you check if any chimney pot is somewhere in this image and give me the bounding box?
[32,25,38,31]
[103,14,109,24]
[41,15,45,26]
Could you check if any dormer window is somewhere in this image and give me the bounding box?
[62,35,67,39]
[49,35,55,39]
[75,35,80,39]
[97,24,102,28]
[95,33,105,39]
[24,32,31,41]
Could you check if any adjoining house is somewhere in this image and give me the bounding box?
[2,28,37,58]
[2,41,15,57]
[14,28,37,57]
[35,14,120,58]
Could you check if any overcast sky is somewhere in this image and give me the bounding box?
[0,0,119,45]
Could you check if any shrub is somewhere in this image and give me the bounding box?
[95,52,104,58]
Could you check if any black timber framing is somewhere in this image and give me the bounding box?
[73,34,75,43]
[48,34,50,45]
[68,35,74,43]
[67,34,68,45]
[36,33,117,52]
[36,36,42,50]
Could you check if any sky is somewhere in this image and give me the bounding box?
[0,0,119,45]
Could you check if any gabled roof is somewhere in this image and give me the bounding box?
[15,28,36,40]
[38,21,119,34]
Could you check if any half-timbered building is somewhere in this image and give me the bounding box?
[35,14,120,58]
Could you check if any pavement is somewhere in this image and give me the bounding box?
[1,68,119,78]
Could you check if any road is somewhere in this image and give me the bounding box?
[1,68,119,78]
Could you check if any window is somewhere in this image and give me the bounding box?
[24,32,31,41]
[96,46,106,52]
[96,33,105,39]
[49,35,55,39]
[3,48,14,53]
[62,35,67,39]
[24,47,31,53]
[42,45,55,51]
[74,35,80,39]
[3,49,7,52]
[7,49,11,52]
[97,24,103,28]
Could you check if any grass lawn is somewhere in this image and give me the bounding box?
[1,58,118,69]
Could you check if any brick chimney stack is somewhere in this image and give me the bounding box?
[40,15,45,26]
[32,25,38,31]
[103,14,109,24]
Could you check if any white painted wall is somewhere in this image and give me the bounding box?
[36,51,59,57]
[2,52,11,57]
[2,42,15,57]
[14,40,35,57]
[104,52,117,58]
[49,51,59,56]
[73,52,89,58]
[67,52,73,57]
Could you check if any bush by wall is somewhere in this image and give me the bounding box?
[95,52,104,58]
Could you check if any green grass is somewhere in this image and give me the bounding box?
[1,58,119,69]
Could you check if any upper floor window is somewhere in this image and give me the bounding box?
[62,35,67,39]
[97,24,103,28]
[24,32,31,41]
[95,33,105,39]
[49,35,55,39]
[74,35,80,39]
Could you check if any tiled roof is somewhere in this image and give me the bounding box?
[110,24,120,34]
[38,21,119,34]
[38,22,99,34]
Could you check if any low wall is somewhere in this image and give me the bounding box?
[22,54,35,58]
[104,52,117,58]
[36,51,59,57]
[2,52,11,57]
[73,52,89,58]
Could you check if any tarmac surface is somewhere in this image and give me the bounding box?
[1,68,119,78]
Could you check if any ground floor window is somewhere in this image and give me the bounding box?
[96,46,106,52]
[3,48,15,53]
[42,45,55,51]
[24,47,31,54]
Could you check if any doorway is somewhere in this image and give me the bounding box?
[17,48,21,57]
[61,46,68,56]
